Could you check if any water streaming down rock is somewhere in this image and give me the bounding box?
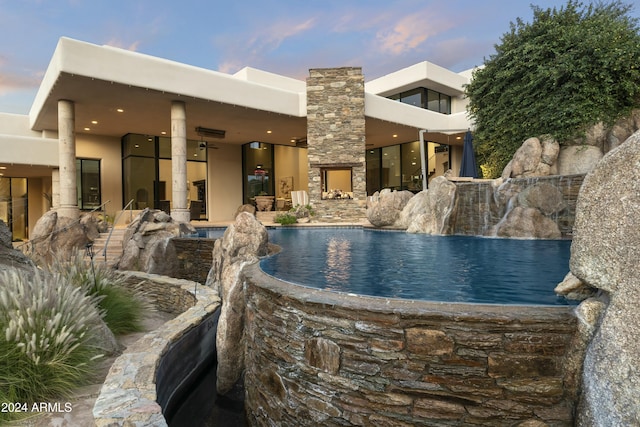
[448,174,585,238]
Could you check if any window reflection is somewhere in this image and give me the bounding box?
[324,237,351,285]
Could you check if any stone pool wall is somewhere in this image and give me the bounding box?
[172,237,216,284]
[242,263,580,426]
[93,272,220,427]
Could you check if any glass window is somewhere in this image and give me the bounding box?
[400,88,423,108]
[439,95,451,114]
[123,133,208,215]
[381,145,401,190]
[366,148,381,195]
[0,177,28,241]
[243,142,274,204]
[76,159,101,210]
[427,90,440,113]
[158,136,171,159]
[401,141,422,192]
[123,134,155,157]
[427,143,450,185]
[123,156,156,210]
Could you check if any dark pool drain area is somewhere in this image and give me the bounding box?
[154,306,247,426]
[167,363,246,427]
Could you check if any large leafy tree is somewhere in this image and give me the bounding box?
[465,1,640,177]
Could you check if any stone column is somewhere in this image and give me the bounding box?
[57,100,79,219]
[51,168,60,209]
[306,67,366,221]
[170,101,190,223]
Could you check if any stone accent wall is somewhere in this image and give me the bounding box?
[307,67,367,221]
[242,264,580,426]
[172,237,216,284]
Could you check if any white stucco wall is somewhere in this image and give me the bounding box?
[207,143,243,222]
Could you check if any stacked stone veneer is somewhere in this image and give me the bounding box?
[243,263,580,426]
[93,272,220,426]
[172,237,216,284]
[307,68,367,221]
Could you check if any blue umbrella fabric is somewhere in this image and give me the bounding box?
[459,130,478,178]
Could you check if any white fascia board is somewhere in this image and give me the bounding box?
[365,93,471,131]
[0,135,58,167]
[365,61,468,97]
[233,67,306,93]
[30,38,305,126]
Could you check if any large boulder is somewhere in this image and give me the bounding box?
[502,136,560,179]
[396,191,430,229]
[118,209,195,275]
[517,182,566,216]
[28,210,99,264]
[205,212,270,394]
[570,130,640,425]
[0,220,35,271]
[406,176,457,234]
[366,189,414,227]
[556,145,604,176]
[495,206,561,239]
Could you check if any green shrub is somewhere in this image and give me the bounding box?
[274,212,298,225]
[465,0,640,176]
[46,251,145,335]
[0,269,103,421]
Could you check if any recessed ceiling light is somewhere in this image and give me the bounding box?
[84,127,90,131]
[267,130,272,134]
[393,134,398,138]
[161,131,167,135]
[91,120,98,124]
[0,166,6,170]
[116,108,124,113]
[134,144,140,148]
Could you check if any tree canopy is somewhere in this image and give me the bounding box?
[465,1,640,177]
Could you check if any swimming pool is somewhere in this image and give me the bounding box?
[259,228,572,305]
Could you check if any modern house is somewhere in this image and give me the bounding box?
[0,37,473,240]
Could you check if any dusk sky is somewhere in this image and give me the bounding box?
[1,0,638,114]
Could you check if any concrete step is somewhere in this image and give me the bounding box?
[88,228,127,266]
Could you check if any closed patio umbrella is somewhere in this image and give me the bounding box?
[459,130,478,178]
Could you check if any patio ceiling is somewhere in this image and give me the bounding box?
[31,73,463,150]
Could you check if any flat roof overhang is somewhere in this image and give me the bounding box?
[27,37,469,151]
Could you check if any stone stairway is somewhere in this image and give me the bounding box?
[90,227,126,266]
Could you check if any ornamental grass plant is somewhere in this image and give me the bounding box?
[0,269,104,422]
[45,251,146,335]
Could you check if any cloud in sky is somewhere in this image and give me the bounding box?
[216,16,317,74]
[375,10,453,56]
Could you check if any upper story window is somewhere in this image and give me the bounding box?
[388,88,451,115]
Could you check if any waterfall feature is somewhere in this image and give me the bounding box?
[448,174,585,238]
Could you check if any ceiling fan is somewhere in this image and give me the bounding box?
[198,140,219,150]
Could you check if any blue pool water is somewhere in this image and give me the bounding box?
[258,228,573,306]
